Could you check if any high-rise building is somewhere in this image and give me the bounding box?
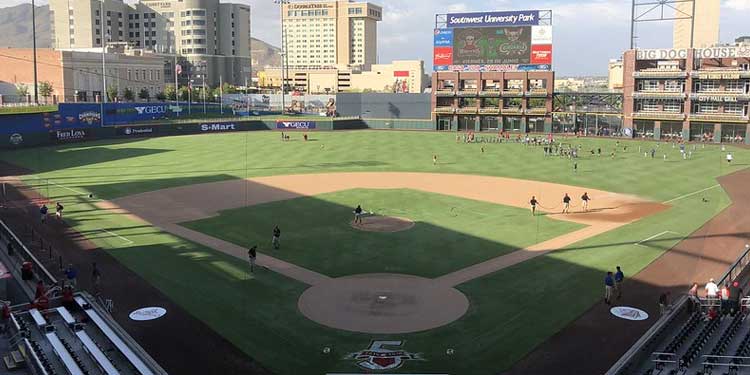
[673,0,720,49]
[49,0,251,86]
[281,0,382,70]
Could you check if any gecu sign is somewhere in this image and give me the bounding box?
[134,106,168,115]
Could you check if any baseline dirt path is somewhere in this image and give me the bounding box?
[504,168,750,375]
[107,172,665,334]
[112,172,666,288]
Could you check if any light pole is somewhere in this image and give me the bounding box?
[31,0,39,105]
[99,0,106,127]
[274,0,290,114]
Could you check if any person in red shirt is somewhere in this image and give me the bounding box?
[61,286,75,310]
[34,280,46,299]
[707,307,718,321]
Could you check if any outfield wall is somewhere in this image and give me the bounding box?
[335,93,432,120]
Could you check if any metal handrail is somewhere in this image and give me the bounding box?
[606,243,750,375]
[0,219,57,285]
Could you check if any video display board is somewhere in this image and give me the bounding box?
[434,10,552,72]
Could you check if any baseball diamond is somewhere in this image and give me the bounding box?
[1,129,748,374]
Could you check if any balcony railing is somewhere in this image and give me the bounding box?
[456,107,478,114]
[434,107,455,114]
[502,89,524,97]
[632,91,686,99]
[478,108,501,115]
[526,89,549,97]
[633,70,688,78]
[456,90,479,97]
[479,89,501,97]
[632,111,686,121]
[689,112,749,122]
[502,107,524,115]
[435,89,456,97]
[526,107,549,115]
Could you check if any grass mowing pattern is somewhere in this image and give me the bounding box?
[182,188,583,278]
[0,131,747,373]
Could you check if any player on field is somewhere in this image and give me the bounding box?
[530,196,539,216]
[353,205,363,225]
[581,192,590,212]
[562,193,571,214]
[272,226,281,250]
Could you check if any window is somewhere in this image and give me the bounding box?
[95,10,99,16]
[641,100,659,112]
[135,23,139,28]
[135,70,140,80]
[193,10,206,16]
[95,29,100,35]
[663,101,682,112]
[664,80,682,92]
[697,103,719,113]
[726,81,743,92]
[699,80,719,92]
[127,69,131,80]
[640,80,658,91]
[134,14,139,19]
[135,32,140,37]
[95,19,100,25]
[724,103,744,114]
[194,48,206,54]
[129,14,133,20]
[193,20,206,25]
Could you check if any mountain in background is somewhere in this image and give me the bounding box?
[0,4,280,76]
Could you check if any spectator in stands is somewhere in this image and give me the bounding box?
[0,302,9,333]
[706,306,718,321]
[6,239,13,257]
[721,283,731,314]
[705,278,719,305]
[730,281,743,315]
[34,280,46,299]
[659,292,671,315]
[64,264,78,287]
[688,282,700,313]
[61,286,75,310]
[21,262,33,281]
[604,272,615,305]
[614,266,624,299]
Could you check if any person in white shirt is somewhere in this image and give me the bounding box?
[727,153,733,163]
[705,278,720,306]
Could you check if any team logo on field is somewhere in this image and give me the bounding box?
[345,340,422,370]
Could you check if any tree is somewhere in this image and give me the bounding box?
[138,88,150,101]
[164,85,176,101]
[221,82,238,94]
[122,88,135,102]
[178,87,190,102]
[106,86,118,102]
[155,91,167,101]
[15,84,29,98]
[38,81,53,101]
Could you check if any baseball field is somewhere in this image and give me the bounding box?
[0,130,746,374]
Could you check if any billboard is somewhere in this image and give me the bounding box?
[434,10,552,72]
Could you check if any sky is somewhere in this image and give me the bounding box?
[8,0,750,76]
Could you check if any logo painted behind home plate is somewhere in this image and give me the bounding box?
[345,340,422,371]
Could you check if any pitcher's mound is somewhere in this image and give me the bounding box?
[351,216,415,233]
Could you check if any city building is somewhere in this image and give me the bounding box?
[0,47,166,103]
[673,0,719,49]
[281,0,382,70]
[431,71,555,132]
[257,60,426,94]
[623,45,750,144]
[608,59,624,91]
[49,0,251,87]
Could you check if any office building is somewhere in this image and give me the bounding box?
[49,0,251,86]
[623,46,750,144]
[673,0,720,49]
[608,59,624,91]
[281,0,382,70]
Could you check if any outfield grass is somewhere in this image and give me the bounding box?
[0,131,747,374]
[183,188,583,278]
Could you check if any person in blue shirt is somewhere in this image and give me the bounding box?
[604,272,615,305]
[615,266,624,299]
[64,264,78,288]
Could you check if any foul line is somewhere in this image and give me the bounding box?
[99,229,133,245]
[662,184,721,204]
[634,231,680,247]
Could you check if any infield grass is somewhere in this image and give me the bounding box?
[0,131,747,374]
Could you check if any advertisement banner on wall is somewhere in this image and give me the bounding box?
[434,29,453,46]
[446,10,540,27]
[435,64,550,72]
[433,47,454,66]
[531,25,553,44]
[50,128,93,143]
[530,44,553,64]
[276,120,316,130]
[200,122,238,132]
[116,126,158,136]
